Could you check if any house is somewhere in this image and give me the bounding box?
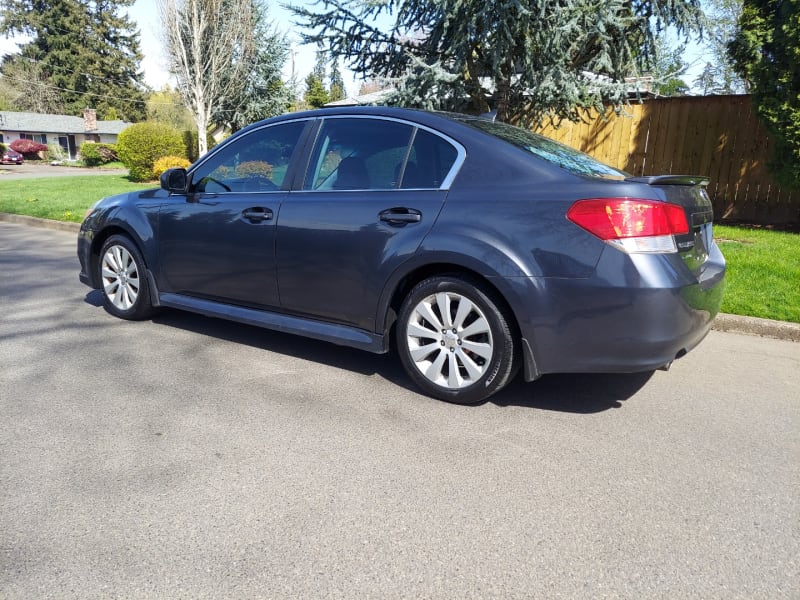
[0,109,129,160]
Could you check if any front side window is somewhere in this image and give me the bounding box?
[191,121,305,194]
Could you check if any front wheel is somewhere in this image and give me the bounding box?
[98,234,154,320]
[397,275,517,404]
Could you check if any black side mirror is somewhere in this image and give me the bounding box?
[160,168,188,193]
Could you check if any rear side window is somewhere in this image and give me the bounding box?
[458,118,627,180]
[304,118,460,191]
[400,129,459,189]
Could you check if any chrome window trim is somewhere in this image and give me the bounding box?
[306,114,466,192]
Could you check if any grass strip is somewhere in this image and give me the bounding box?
[0,175,153,223]
[715,225,800,323]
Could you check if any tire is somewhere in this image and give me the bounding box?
[397,275,517,404]
[98,234,154,320]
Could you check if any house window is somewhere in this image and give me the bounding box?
[21,133,47,144]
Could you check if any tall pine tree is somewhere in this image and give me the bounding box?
[304,49,330,108]
[291,0,704,125]
[0,0,147,120]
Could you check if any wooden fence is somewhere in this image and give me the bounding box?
[534,95,799,225]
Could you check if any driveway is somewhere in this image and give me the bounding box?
[0,162,126,179]
[1,222,798,599]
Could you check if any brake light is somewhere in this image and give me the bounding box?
[567,198,689,253]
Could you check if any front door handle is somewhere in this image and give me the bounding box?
[242,208,273,223]
[379,208,422,226]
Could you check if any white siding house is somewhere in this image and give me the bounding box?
[0,109,129,160]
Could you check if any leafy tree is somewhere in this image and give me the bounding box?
[211,2,293,132]
[0,0,147,120]
[291,0,705,125]
[0,56,64,113]
[159,0,259,156]
[147,86,196,131]
[729,0,800,187]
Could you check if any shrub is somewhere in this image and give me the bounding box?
[0,142,6,154]
[10,138,48,158]
[46,144,67,162]
[80,142,118,166]
[117,122,185,181]
[153,155,191,178]
[235,160,273,178]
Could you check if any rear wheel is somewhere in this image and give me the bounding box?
[98,235,154,320]
[397,275,517,404]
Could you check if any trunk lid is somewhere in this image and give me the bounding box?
[626,175,714,273]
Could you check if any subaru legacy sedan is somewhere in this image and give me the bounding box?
[78,107,725,404]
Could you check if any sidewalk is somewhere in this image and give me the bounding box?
[2,211,798,343]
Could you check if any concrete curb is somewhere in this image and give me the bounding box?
[2,212,798,343]
[712,313,800,343]
[0,212,80,233]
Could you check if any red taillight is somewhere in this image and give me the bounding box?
[567,198,689,240]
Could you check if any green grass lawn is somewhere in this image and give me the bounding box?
[0,175,154,222]
[0,175,797,323]
[715,225,800,324]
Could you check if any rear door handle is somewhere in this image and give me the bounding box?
[242,208,273,223]
[379,208,422,226]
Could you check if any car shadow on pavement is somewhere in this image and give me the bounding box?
[86,291,654,413]
[488,371,654,413]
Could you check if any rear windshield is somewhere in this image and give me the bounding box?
[456,117,628,180]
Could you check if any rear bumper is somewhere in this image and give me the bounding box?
[505,243,726,380]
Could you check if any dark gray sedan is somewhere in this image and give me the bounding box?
[78,107,725,403]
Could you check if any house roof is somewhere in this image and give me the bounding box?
[0,111,130,135]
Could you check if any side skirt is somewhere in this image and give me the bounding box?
[158,292,388,354]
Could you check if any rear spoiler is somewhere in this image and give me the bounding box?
[626,175,710,187]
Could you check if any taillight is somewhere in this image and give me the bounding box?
[567,198,689,254]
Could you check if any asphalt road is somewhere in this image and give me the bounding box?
[1,221,798,599]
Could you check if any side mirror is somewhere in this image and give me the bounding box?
[160,168,188,193]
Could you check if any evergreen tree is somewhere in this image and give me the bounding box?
[329,56,346,102]
[291,0,704,125]
[698,0,747,95]
[211,1,293,131]
[729,0,800,187]
[646,34,689,97]
[0,0,148,120]
[304,50,330,107]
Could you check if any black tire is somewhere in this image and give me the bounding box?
[98,234,154,320]
[396,275,517,404]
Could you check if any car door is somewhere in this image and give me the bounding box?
[276,116,463,331]
[158,120,307,309]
